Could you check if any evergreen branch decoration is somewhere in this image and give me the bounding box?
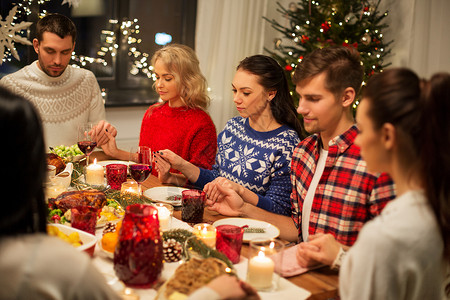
[163,229,234,269]
[105,189,153,208]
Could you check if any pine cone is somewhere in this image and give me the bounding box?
[103,222,116,236]
[163,238,183,262]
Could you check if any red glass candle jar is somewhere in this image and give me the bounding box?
[113,204,163,288]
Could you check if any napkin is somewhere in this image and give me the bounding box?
[272,244,312,277]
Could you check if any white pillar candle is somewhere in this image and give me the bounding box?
[247,251,275,289]
[157,206,171,231]
[85,158,104,185]
[193,223,216,248]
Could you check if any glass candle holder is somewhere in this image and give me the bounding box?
[106,164,128,190]
[192,223,216,249]
[181,189,206,224]
[152,203,174,231]
[120,181,141,196]
[114,204,163,288]
[246,238,284,292]
[215,224,244,264]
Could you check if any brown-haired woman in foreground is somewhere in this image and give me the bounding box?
[0,86,121,299]
[297,68,450,299]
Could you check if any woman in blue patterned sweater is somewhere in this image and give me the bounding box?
[154,55,302,215]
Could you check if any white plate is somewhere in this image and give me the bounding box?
[213,218,280,242]
[97,160,133,167]
[143,186,188,206]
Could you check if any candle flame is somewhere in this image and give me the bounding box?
[93,158,98,164]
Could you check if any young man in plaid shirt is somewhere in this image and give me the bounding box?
[205,46,395,267]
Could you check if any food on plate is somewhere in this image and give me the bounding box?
[97,202,125,226]
[243,227,266,233]
[162,257,233,299]
[166,195,181,202]
[101,221,122,253]
[48,190,107,213]
[47,153,66,174]
[47,225,83,247]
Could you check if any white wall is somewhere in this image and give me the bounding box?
[105,106,147,150]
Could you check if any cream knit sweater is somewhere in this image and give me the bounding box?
[0,61,106,147]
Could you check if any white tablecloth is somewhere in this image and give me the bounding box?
[92,217,311,300]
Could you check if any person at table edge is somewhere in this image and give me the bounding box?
[154,55,303,216]
[205,46,396,267]
[0,13,116,148]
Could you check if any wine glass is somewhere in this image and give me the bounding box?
[129,146,152,193]
[77,123,97,166]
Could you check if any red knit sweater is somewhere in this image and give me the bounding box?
[139,102,217,175]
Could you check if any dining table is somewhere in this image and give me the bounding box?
[90,152,339,300]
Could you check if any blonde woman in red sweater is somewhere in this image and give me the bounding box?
[101,44,217,174]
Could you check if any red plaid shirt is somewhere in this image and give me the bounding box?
[290,125,395,246]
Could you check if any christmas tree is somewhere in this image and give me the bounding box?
[265,0,392,108]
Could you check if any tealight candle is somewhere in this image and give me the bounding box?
[85,159,104,185]
[46,183,66,199]
[120,181,141,196]
[193,223,216,248]
[153,203,174,231]
[247,251,275,289]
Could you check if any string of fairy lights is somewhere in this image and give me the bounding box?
[70,18,154,79]
[4,0,155,79]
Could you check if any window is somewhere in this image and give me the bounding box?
[0,0,197,107]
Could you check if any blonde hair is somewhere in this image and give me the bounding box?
[151,44,210,110]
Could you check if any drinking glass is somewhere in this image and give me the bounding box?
[129,146,152,194]
[181,189,206,224]
[71,206,98,235]
[215,224,244,264]
[113,204,163,288]
[77,123,97,166]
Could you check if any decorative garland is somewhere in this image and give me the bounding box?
[163,229,233,269]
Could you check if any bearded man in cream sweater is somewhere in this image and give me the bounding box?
[0,13,116,148]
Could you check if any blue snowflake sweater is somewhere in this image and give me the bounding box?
[195,116,300,215]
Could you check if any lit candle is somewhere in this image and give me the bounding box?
[85,159,104,185]
[247,251,275,289]
[153,203,173,231]
[120,181,141,196]
[193,223,216,248]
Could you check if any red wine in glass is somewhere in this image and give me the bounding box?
[129,164,152,183]
[77,141,97,156]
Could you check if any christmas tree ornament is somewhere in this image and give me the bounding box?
[274,38,282,49]
[345,12,358,25]
[0,6,32,65]
[289,2,298,12]
[361,33,372,45]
